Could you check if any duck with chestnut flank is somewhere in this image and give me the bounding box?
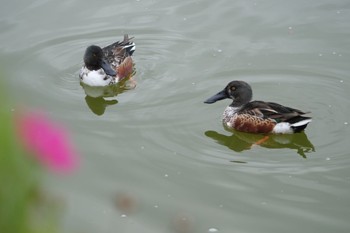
[204,81,312,134]
[79,34,135,87]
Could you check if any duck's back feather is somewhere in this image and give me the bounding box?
[102,35,135,67]
[236,100,311,133]
[238,101,310,122]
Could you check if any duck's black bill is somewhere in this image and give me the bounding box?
[100,59,116,76]
[204,90,227,104]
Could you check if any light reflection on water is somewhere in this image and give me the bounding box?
[1,0,350,232]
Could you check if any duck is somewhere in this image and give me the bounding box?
[79,34,135,87]
[204,80,312,134]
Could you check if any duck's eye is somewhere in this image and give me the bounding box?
[230,86,236,91]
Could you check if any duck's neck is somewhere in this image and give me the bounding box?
[86,64,100,71]
[229,88,252,107]
[230,97,252,107]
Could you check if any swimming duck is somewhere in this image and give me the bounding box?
[79,34,135,87]
[204,80,312,134]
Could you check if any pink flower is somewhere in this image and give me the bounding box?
[15,111,79,174]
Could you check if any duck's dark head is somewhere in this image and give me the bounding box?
[204,80,253,107]
[83,45,116,76]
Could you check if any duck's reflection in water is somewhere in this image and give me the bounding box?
[81,81,135,115]
[84,96,118,116]
[205,129,315,158]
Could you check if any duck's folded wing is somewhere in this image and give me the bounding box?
[239,101,310,122]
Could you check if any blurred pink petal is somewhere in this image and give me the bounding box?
[15,111,79,174]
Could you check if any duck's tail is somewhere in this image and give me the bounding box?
[121,34,136,56]
[290,117,312,133]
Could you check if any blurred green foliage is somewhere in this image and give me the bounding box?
[0,79,59,233]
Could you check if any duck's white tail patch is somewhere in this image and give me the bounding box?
[272,122,294,134]
[291,119,312,127]
[273,119,312,134]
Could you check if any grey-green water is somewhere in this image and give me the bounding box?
[1,0,350,232]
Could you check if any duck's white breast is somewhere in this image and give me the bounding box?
[79,67,115,87]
